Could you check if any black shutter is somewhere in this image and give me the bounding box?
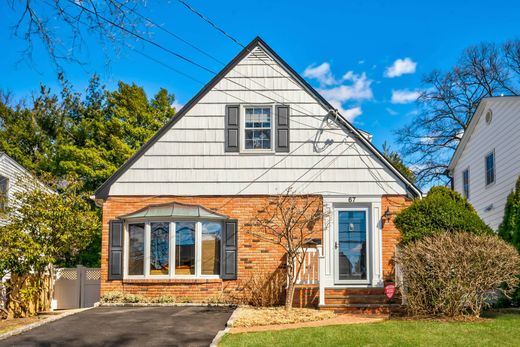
[221,220,238,280]
[108,220,123,280]
[225,105,240,152]
[275,106,290,152]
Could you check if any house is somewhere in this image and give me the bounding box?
[448,96,520,230]
[0,152,49,226]
[93,37,421,312]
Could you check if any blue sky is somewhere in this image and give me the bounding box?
[1,0,519,150]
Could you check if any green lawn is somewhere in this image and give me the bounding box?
[220,313,520,347]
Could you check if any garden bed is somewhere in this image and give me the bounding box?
[232,307,335,328]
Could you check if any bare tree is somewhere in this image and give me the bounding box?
[247,190,323,310]
[397,40,520,186]
[6,0,146,68]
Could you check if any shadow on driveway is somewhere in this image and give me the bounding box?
[0,306,234,347]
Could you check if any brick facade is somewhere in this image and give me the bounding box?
[381,195,412,279]
[100,194,410,305]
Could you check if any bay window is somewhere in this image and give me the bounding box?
[125,220,222,278]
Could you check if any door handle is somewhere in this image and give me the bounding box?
[334,241,338,249]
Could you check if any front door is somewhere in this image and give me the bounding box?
[334,208,369,284]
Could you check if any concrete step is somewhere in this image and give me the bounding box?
[325,294,389,305]
[319,303,404,315]
[324,288,386,296]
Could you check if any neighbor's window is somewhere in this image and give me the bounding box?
[244,107,272,150]
[462,169,470,199]
[128,223,145,276]
[485,151,495,186]
[201,222,222,275]
[0,176,8,214]
[150,222,169,275]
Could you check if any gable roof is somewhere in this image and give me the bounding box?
[94,37,422,200]
[447,95,520,172]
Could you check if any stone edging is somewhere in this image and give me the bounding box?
[0,308,92,341]
[210,307,241,347]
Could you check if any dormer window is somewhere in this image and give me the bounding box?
[244,107,272,150]
[224,105,290,153]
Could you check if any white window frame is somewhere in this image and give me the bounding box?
[240,104,275,153]
[484,150,496,187]
[123,219,221,280]
[333,206,371,285]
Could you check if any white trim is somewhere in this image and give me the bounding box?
[240,104,276,153]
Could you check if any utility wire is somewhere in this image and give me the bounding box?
[176,0,245,48]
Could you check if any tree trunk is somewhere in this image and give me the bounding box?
[285,281,295,310]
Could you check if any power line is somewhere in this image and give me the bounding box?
[67,0,217,75]
[112,0,227,66]
[176,0,244,48]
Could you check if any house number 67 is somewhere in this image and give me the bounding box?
[348,197,356,203]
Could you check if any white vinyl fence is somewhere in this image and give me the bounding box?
[53,266,100,309]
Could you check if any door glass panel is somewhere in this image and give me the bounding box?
[337,210,367,281]
[150,222,169,275]
[201,222,222,275]
[175,222,195,275]
[128,223,145,275]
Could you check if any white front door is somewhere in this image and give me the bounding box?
[334,207,370,284]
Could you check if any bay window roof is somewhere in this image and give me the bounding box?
[119,202,228,220]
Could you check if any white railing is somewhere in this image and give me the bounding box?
[294,248,320,285]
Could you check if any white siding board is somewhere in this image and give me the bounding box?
[452,98,520,230]
[108,46,409,197]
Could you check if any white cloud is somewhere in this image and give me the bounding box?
[384,58,417,78]
[303,63,373,122]
[329,101,362,121]
[320,71,373,102]
[171,101,183,111]
[303,62,336,86]
[391,89,420,104]
[386,107,399,116]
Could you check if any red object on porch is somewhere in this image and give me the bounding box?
[384,283,395,299]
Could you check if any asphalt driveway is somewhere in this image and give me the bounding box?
[0,306,234,347]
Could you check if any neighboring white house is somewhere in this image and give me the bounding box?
[448,96,520,230]
[0,152,50,226]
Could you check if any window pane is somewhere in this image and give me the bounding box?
[486,153,495,185]
[337,211,367,281]
[175,222,195,275]
[245,129,271,149]
[150,222,169,275]
[201,222,222,275]
[128,224,145,275]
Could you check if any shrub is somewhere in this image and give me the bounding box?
[498,176,520,253]
[149,295,177,304]
[233,269,286,307]
[497,175,520,307]
[396,232,520,317]
[394,186,493,244]
[100,291,147,304]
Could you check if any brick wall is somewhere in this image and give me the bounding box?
[100,194,411,303]
[381,195,412,279]
[100,195,323,303]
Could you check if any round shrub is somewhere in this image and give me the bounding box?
[394,186,493,244]
[396,232,520,317]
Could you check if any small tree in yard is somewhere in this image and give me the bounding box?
[247,191,323,310]
[0,176,99,318]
